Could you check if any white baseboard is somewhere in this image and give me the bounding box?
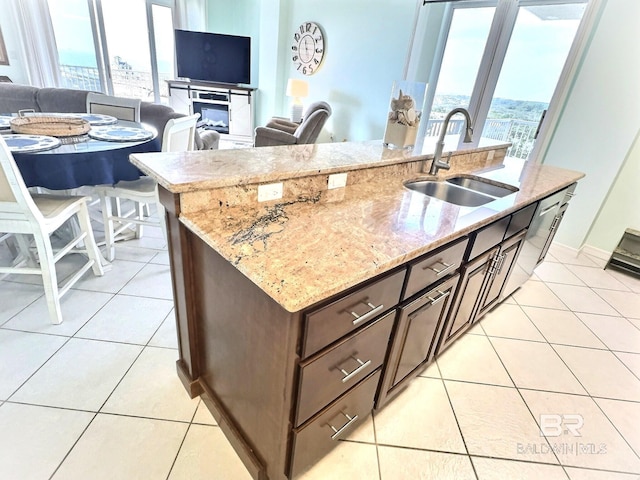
[549,241,580,256]
[580,244,611,261]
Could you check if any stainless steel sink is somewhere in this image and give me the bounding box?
[404,180,495,207]
[404,175,518,207]
[446,175,518,198]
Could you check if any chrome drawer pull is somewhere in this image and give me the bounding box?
[339,357,372,383]
[540,202,560,216]
[426,260,456,277]
[427,289,450,306]
[328,412,359,440]
[350,302,383,326]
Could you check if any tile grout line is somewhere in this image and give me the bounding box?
[437,362,481,480]
[481,331,566,468]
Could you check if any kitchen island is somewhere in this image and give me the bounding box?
[131,140,583,480]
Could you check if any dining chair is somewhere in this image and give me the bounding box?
[96,113,200,261]
[86,92,141,122]
[0,136,104,325]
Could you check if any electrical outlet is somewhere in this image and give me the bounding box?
[257,182,283,202]
[328,173,348,189]
[487,150,495,160]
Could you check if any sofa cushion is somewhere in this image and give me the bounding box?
[0,84,40,114]
[37,87,91,113]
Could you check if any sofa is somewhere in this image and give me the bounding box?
[0,83,219,150]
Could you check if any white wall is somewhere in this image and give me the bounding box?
[281,0,416,143]
[0,3,28,84]
[541,0,640,250]
[585,129,640,252]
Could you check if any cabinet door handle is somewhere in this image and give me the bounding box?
[540,202,560,216]
[328,412,359,440]
[350,302,383,326]
[427,289,450,306]
[425,260,456,277]
[495,253,506,274]
[339,357,372,383]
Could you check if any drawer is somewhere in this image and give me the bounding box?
[289,370,381,479]
[402,237,468,300]
[468,216,510,260]
[302,269,405,358]
[296,310,394,426]
[505,203,536,240]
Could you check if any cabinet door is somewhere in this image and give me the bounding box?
[377,275,458,408]
[438,247,498,353]
[229,91,253,138]
[393,275,458,385]
[479,230,527,316]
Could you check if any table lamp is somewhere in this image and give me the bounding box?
[286,78,309,123]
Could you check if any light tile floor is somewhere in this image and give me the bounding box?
[2,234,640,479]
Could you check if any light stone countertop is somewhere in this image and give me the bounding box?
[130,138,507,193]
[131,140,584,313]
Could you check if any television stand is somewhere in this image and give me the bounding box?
[167,80,257,146]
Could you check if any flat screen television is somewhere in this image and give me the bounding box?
[174,29,251,85]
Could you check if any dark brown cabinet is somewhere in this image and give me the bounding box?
[161,179,577,480]
[295,311,394,426]
[439,247,498,352]
[378,274,459,407]
[478,229,527,316]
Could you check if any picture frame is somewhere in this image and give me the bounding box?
[0,26,9,66]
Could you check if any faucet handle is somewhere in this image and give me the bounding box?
[441,151,452,169]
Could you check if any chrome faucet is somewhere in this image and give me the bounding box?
[427,107,474,175]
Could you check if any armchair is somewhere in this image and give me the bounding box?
[254,101,331,147]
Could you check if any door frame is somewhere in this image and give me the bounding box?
[405,0,602,163]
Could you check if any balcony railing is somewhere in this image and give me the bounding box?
[59,64,171,103]
[426,117,538,160]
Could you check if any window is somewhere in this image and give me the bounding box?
[47,0,175,103]
[411,0,588,160]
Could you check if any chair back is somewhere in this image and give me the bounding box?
[294,108,331,145]
[0,137,43,232]
[303,101,332,119]
[86,92,141,122]
[162,114,200,152]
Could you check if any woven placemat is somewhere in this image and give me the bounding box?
[10,116,91,137]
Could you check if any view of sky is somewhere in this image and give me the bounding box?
[48,0,174,74]
[436,5,583,103]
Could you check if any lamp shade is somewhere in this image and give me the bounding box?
[286,78,309,98]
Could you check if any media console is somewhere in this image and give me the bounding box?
[167,80,256,145]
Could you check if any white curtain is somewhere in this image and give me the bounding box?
[174,0,206,31]
[11,0,61,87]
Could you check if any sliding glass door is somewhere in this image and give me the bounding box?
[47,0,175,103]
[416,0,588,160]
[477,2,587,159]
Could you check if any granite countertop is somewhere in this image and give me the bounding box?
[131,141,584,313]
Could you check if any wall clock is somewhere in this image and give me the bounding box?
[291,21,325,75]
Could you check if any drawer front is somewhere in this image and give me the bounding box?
[290,370,381,479]
[296,311,394,426]
[302,269,405,358]
[403,237,468,300]
[468,216,510,260]
[505,203,536,240]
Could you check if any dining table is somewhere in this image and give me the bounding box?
[0,114,160,190]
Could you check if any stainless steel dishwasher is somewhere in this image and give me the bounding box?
[503,182,577,297]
